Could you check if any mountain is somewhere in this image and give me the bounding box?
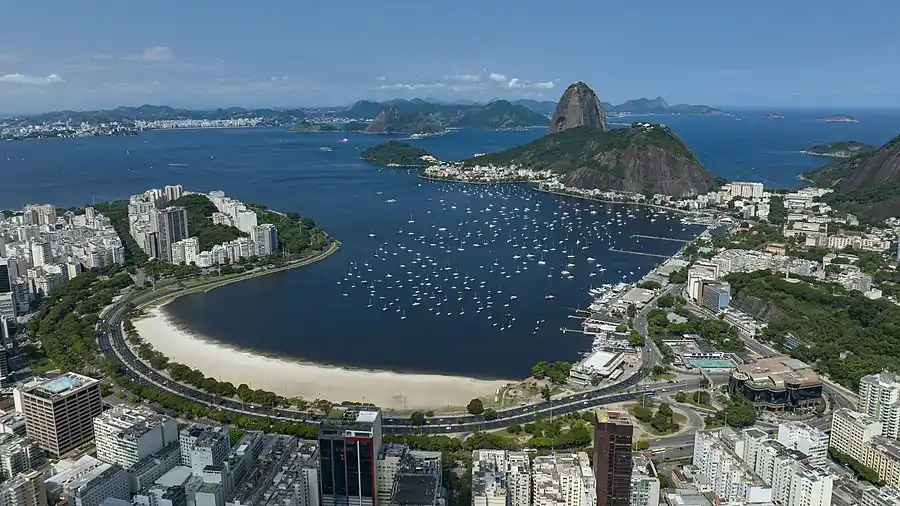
[605,97,729,116]
[462,123,714,197]
[549,82,607,134]
[347,99,547,133]
[512,99,558,116]
[17,104,306,125]
[801,141,875,158]
[803,135,900,221]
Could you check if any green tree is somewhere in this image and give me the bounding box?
[410,411,426,425]
[628,332,645,347]
[467,398,485,415]
[657,295,675,308]
[483,408,498,421]
[540,385,552,402]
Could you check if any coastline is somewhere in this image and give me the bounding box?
[132,305,510,410]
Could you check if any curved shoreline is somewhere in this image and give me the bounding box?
[130,241,511,410]
[132,305,510,410]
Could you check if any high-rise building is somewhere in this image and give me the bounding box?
[700,281,731,313]
[776,422,829,467]
[163,185,183,204]
[0,469,46,506]
[20,373,102,456]
[152,207,189,263]
[29,241,52,268]
[830,409,883,463]
[593,409,633,506]
[0,433,42,480]
[687,261,719,301]
[178,423,230,475]
[318,406,382,506]
[629,456,660,506]
[471,450,530,506]
[862,485,900,506]
[93,405,178,468]
[0,258,11,294]
[531,452,594,506]
[860,372,900,439]
[251,224,278,257]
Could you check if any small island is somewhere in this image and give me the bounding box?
[801,140,875,158]
[818,115,859,123]
[360,141,439,167]
[289,120,369,133]
[762,113,784,119]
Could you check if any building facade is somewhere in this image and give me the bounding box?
[593,410,633,506]
[318,406,382,506]
[93,405,178,468]
[20,373,102,456]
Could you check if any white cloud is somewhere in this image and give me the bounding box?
[448,74,481,83]
[379,82,446,90]
[507,78,521,88]
[140,46,173,61]
[506,78,554,90]
[0,73,64,85]
[532,81,554,89]
[488,73,507,83]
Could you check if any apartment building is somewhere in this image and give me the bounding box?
[0,469,46,506]
[861,485,900,506]
[629,456,660,506]
[777,422,829,467]
[471,450,530,506]
[93,405,178,468]
[20,373,102,456]
[860,372,900,439]
[178,423,230,475]
[831,409,884,462]
[532,452,596,506]
[0,433,42,480]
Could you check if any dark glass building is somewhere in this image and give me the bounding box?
[593,409,633,506]
[319,406,382,506]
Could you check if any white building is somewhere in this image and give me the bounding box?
[44,455,130,506]
[687,261,719,301]
[862,485,900,506]
[692,431,772,504]
[472,450,530,506]
[179,424,230,475]
[0,433,42,480]
[29,241,51,268]
[630,456,660,506]
[93,405,178,469]
[531,452,595,506]
[860,372,900,440]
[251,224,278,257]
[777,422,829,467]
[728,182,765,199]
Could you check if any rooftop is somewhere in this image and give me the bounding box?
[595,409,632,425]
[45,455,113,491]
[95,405,171,441]
[25,372,98,399]
[732,355,820,388]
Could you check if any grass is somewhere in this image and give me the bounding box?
[625,404,687,436]
[648,372,677,381]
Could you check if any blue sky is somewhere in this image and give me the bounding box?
[1,1,898,113]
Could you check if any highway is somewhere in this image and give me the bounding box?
[98,269,703,435]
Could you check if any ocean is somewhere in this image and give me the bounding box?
[1,109,897,379]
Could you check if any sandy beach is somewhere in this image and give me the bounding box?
[132,306,510,410]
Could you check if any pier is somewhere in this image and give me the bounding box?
[608,247,671,259]
[630,234,691,243]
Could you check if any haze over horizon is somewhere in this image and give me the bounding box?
[2,1,899,114]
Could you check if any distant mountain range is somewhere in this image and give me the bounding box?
[511,97,729,117]
[7,104,307,125]
[338,99,549,134]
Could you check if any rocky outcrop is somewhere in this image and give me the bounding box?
[364,106,401,133]
[549,82,607,134]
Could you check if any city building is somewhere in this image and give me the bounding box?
[0,433,42,480]
[593,410,633,506]
[531,452,595,506]
[318,406,382,506]
[727,356,823,411]
[830,409,883,463]
[44,455,130,506]
[251,224,278,257]
[568,350,626,385]
[629,456,660,506]
[179,423,230,475]
[687,261,719,301]
[153,207,189,263]
[692,430,772,504]
[699,281,730,312]
[471,450,530,506]
[377,444,443,506]
[776,422,829,467]
[862,485,900,506]
[93,404,178,468]
[864,437,900,489]
[20,373,102,456]
[0,469,46,506]
[860,371,900,440]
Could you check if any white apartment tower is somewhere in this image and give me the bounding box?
[471,450,530,506]
[830,409,884,462]
[252,224,278,257]
[179,424,230,475]
[29,240,52,268]
[93,405,178,468]
[163,185,183,203]
[777,422,829,467]
[862,485,900,506]
[860,372,900,440]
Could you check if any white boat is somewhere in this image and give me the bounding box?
[587,257,596,262]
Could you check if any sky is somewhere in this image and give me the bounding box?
[1,1,899,113]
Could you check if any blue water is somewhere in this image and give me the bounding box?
[0,110,897,379]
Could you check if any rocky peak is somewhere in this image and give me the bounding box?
[549,82,607,134]
[364,106,401,133]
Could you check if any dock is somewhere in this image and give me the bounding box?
[608,247,671,259]
[630,234,691,243]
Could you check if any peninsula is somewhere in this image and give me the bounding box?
[801,141,875,158]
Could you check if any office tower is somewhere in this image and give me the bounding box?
[0,469,46,506]
[93,405,178,468]
[29,241,52,268]
[593,410,633,506]
[179,423,230,474]
[153,207,189,263]
[318,406,382,506]
[0,258,10,293]
[252,224,278,256]
[20,373,102,456]
[859,372,900,439]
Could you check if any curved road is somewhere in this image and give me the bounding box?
[97,259,694,435]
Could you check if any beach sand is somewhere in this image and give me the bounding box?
[132,306,510,410]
